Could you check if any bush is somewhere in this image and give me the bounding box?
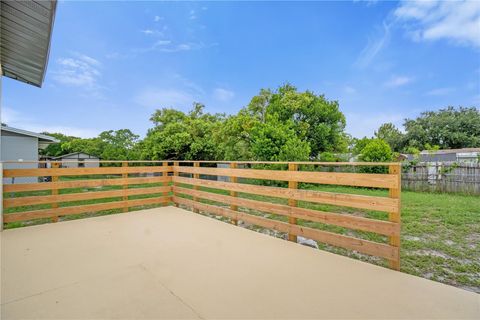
[359,139,393,173]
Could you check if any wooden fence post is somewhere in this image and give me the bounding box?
[388,164,401,270]
[0,163,3,231]
[230,162,238,225]
[163,161,169,205]
[174,161,179,207]
[193,162,200,213]
[122,161,128,212]
[51,162,60,222]
[288,163,298,242]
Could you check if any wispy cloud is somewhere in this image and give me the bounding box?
[189,9,197,20]
[154,15,163,22]
[355,21,392,68]
[52,53,101,88]
[213,88,235,102]
[353,0,379,7]
[134,40,213,54]
[426,87,455,96]
[394,0,480,48]
[385,75,413,87]
[2,107,99,138]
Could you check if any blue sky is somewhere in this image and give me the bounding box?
[2,0,480,138]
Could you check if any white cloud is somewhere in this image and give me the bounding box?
[154,15,163,22]
[189,9,197,20]
[346,112,405,138]
[213,88,235,102]
[135,88,196,109]
[141,28,165,36]
[426,87,455,96]
[394,0,480,48]
[52,53,102,89]
[1,107,99,138]
[355,21,392,68]
[134,40,207,54]
[385,75,413,87]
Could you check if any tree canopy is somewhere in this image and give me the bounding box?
[370,106,480,153]
[39,87,478,163]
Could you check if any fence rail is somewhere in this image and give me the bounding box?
[1,160,402,270]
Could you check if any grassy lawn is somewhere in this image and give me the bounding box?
[302,185,480,293]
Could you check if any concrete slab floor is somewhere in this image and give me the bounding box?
[1,206,479,319]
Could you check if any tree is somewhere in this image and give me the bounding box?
[358,139,393,173]
[374,123,404,152]
[402,106,480,150]
[352,137,373,155]
[249,115,311,161]
[216,84,347,160]
[358,139,393,162]
[245,84,347,156]
[141,103,225,160]
[97,129,140,160]
[40,132,78,157]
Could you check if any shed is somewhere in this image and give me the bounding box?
[52,152,100,168]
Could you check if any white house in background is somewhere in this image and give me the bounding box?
[52,152,100,168]
[1,126,58,184]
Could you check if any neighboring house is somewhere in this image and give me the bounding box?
[1,126,58,184]
[406,148,480,163]
[52,152,100,168]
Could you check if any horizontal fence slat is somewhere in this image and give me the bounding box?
[3,166,173,177]
[3,176,172,193]
[173,176,398,213]
[173,196,398,260]
[174,166,398,189]
[3,197,171,223]
[173,186,399,236]
[4,186,172,208]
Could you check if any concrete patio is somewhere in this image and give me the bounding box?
[1,206,479,319]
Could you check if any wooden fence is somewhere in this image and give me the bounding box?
[1,160,402,270]
[402,162,480,194]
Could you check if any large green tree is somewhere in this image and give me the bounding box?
[216,84,347,160]
[374,123,404,152]
[141,103,225,160]
[40,132,78,157]
[42,129,141,160]
[402,106,480,150]
[248,84,347,156]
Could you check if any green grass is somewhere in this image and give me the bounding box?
[4,177,479,292]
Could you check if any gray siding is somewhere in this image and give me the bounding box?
[57,153,100,168]
[1,133,38,184]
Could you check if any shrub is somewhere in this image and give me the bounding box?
[359,139,393,173]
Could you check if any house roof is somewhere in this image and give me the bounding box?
[1,126,59,142]
[52,152,100,159]
[0,0,57,87]
[420,148,480,155]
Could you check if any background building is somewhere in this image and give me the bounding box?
[1,125,58,183]
[52,152,100,168]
